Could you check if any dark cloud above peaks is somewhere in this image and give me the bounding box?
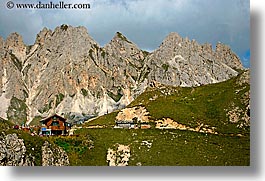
[0,0,250,67]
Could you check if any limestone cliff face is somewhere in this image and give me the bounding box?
[0,25,244,124]
[145,32,240,87]
[0,33,28,123]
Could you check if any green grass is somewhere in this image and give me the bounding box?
[88,72,249,135]
[81,88,88,97]
[55,93,65,107]
[74,128,249,166]
[83,111,119,128]
[142,50,150,58]
[60,24,68,31]
[49,135,94,166]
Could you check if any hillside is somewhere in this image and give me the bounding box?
[72,70,250,166]
[84,70,250,135]
[0,70,250,166]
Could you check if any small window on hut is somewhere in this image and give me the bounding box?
[52,121,59,126]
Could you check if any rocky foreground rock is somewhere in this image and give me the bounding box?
[42,141,69,166]
[107,144,130,166]
[0,25,244,124]
[0,133,34,166]
[0,133,69,166]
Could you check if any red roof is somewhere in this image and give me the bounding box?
[40,114,66,123]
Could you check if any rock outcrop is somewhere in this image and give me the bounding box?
[227,70,250,128]
[42,141,69,166]
[155,118,218,134]
[0,25,244,125]
[0,132,70,166]
[0,133,34,166]
[106,144,130,166]
[115,106,150,123]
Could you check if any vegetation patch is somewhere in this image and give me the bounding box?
[81,88,88,97]
[142,50,150,58]
[7,97,28,125]
[162,64,169,71]
[51,135,94,166]
[55,93,65,107]
[89,49,94,61]
[76,72,250,166]
[116,32,132,44]
[38,100,53,114]
[107,91,123,102]
[60,24,68,31]
[10,53,22,71]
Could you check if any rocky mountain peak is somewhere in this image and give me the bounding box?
[215,42,243,70]
[35,24,98,48]
[4,32,27,63]
[146,32,241,87]
[105,32,145,61]
[35,27,52,45]
[0,25,245,125]
[113,32,132,42]
[5,32,25,48]
[162,32,183,44]
[53,24,92,38]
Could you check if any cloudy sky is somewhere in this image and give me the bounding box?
[0,0,250,67]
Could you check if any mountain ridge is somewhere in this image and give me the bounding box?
[0,24,245,125]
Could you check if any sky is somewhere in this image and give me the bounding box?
[0,0,250,67]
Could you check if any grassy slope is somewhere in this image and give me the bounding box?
[72,72,250,166]
[75,128,249,166]
[84,111,119,128]
[128,74,250,135]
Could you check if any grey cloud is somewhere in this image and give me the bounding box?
[0,0,250,66]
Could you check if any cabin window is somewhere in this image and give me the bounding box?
[52,121,59,126]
